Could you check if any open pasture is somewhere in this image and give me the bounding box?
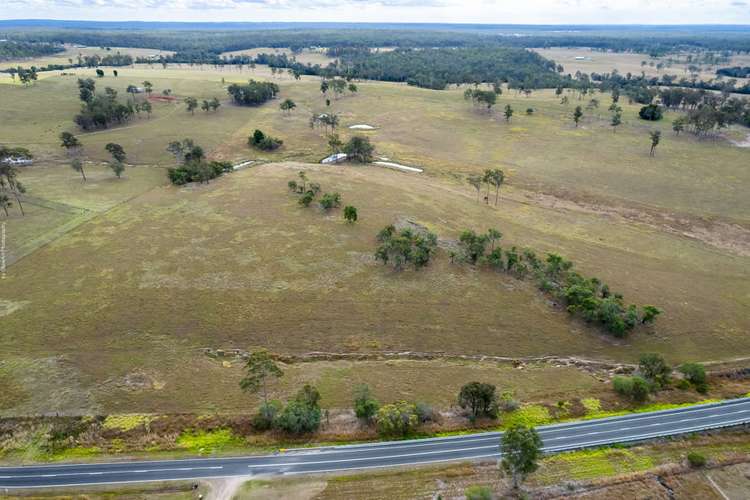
[0,62,748,415]
[0,159,748,413]
[220,46,335,66]
[534,47,750,86]
[0,44,173,70]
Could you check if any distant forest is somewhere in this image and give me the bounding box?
[3,25,750,54]
[0,40,63,61]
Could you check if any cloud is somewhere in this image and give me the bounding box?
[7,0,446,8]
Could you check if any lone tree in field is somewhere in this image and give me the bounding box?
[483,168,505,206]
[70,159,86,182]
[573,106,583,127]
[105,143,126,178]
[105,143,126,163]
[142,81,153,95]
[0,194,12,217]
[240,349,283,406]
[280,98,296,114]
[327,133,343,154]
[343,136,374,163]
[672,117,686,136]
[344,205,358,223]
[184,97,198,115]
[610,111,622,133]
[501,424,542,491]
[458,382,498,420]
[468,174,483,202]
[60,132,82,157]
[639,352,671,389]
[649,130,661,156]
[504,104,514,122]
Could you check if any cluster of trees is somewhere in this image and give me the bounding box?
[467,168,505,205]
[77,52,133,68]
[452,227,661,337]
[227,80,279,106]
[288,171,319,206]
[613,353,707,402]
[240,350,322,434]
[674,98,750,134]
[74,78,135,130]
[166,138,232,185]
[319,77,358,100]
[374,224,438,271]
[287,170,352,219]
[0,146,31,217]
[464,87,499,111]
[7,66,37,85]
[249,129,283,151]
[332,47,565,90]
[309,113,340,134]
[351,385,435,437]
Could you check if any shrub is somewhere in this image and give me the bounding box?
[678,363,706,386]
[613,375,650,402]
[299,191,315,207]
[639,104,663,121]
[687,451,707,468]
[354,384,380,422]
[465,485,492,500]
[343,205,358,223]
[499,391,520,412]
[376,401,418,437]
[253,400,282,431]
[374,225,438,270]
[319,192,341,210]
[275,400,321,434]
[415,402,435,423]
[249,129,283,151]
[639,353,671,389]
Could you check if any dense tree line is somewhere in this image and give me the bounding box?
[593,69,750,97]
[453,228,660,337]
[0,40,63,61]
[5,25,750,55]
[716,66,750,78]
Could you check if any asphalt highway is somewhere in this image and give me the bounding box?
[2,397,749,489]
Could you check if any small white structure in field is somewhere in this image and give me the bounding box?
[374,161,422,173]
[349,124,377,130]
[1,157,33,167]
[322,153,347,164]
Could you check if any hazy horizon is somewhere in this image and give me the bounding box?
[2,0,749,26]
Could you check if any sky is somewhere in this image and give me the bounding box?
[1,0,749,25]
